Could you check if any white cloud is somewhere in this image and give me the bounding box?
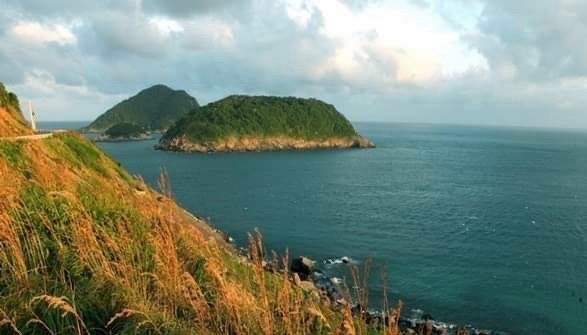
[3,0,587,127]
[10,21,77,45]
[182,19,234,50]
[287,0,489,86]
[149,17,184,36]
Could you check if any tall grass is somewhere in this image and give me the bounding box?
[0,133,402,334]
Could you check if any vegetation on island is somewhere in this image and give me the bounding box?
[160,95,373,152]
[86,84,199,132]
[104,122,147,139]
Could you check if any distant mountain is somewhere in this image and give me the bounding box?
[158,95,374,152]
[86,84,199,132]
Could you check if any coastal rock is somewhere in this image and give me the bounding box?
[290,256,316,280]
[298,280,318,293]
[157,135,375,153]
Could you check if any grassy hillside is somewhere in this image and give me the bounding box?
[0,83,31,137]
[86,85,199,132]
[0,132,400,334]
[161,95,360,143]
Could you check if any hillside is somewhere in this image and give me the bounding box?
[159,95,374,152]
[0,83,31,137]
[0,133,333,333]
[0,131,404,333]
[86,84,199,132]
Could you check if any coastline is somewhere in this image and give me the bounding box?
[156,135,375,152]
[94,134,153,142]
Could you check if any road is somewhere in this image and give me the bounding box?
[1,130,66,141]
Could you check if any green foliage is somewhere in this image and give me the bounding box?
[105,122,146,138]
[162,95,359,143]
[87,84,199,132]
[0,81,26,124]
[45,133,108,175]
[0,140,28,170]
[5,183,152,334]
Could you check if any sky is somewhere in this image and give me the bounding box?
[1,0,587,128]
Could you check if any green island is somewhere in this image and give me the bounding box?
[158,95,374,152]
[96,122,150,142]
[85,84,199,133]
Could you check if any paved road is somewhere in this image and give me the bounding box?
[1,130,66,141]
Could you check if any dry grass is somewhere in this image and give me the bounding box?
[0,107,32,137]
[0,132,403,334]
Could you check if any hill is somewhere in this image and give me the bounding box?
[86,84,199,132]
[0,83,31,137]
[105,122,146,138]
[158,95,374,152]
[1,132,368,334]
[0,89,398,335]
[95,122,150,142]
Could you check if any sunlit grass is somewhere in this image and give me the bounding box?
[1,133,378,334]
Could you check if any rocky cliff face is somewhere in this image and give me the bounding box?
[157,135,375,152]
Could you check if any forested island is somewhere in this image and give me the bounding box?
[158,95,374,152]
[95,122,150,142]
[85,84,199,132]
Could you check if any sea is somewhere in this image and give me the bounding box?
[39,121,587,334]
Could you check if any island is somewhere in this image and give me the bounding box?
[85,84,199,133]
[157,95,375,152]
[95,122,150,142]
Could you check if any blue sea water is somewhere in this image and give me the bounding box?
[41,121,587,334]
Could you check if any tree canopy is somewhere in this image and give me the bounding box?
[87,84,199,132]
[105,122,146,138]
[162,95,360,143]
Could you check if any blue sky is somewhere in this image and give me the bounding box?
[2,0,587,128]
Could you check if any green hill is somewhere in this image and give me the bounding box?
[105,122,146,138]
[86,84,199,132]
[0,82,31,136]
[159,95,374,152]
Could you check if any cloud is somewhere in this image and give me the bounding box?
[141,0,249,18]
[470,0,587,81]
[0,0,587,128]
[84,11,173,58]
[9,21,77,45]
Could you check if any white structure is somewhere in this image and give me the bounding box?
[28,100,37,131]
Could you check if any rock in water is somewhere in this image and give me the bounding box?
[291,256,316,280]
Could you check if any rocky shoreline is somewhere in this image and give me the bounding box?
[94,134,153,142]
[156,135,375,152]
[211,225,508,335]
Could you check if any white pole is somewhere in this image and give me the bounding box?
[28,100,37,132]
